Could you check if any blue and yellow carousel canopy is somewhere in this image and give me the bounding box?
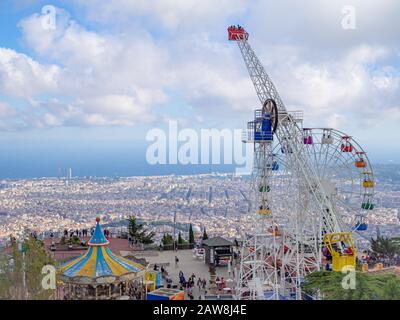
[60,218,145,278]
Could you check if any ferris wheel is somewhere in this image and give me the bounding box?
[228,25,376,300]
[269,128,375,233]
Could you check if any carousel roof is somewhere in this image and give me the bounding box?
[59,217,145,278]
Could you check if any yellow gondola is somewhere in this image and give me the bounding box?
[323,232,356,272]
[258,205,271,215]
[363,171,375,188]
[363,181,375,188]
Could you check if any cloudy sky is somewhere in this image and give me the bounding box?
[0,0,399,177]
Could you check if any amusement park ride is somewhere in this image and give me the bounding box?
[227,26,376,300]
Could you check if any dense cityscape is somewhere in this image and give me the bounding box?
[0,164,399,248]
[0,172,251,245]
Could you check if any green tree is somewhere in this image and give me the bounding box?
[371,236,399,259]
[202,227,208,241]
[127,215,155,244]
[178,232,187,245]
[0,236,57,300]
[189,224,195,245]
[381,276,400,299]
[0,250,18,299]
[162,233,174,246]
[302,271,400,300]
[24,236,57,300]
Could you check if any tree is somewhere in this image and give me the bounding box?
[127,215,155,244]
[370,236,399,259]
[24,236,57,300]
[202,227,208,241]
[60,235,80,246]
[0,236,56,300]
[60,236,67,245]
[178,232,187,245]
[162,234,174,246]
[302,271,400,300]
[141,232,156,245]
[0,251,17,299]
[189,224,195,245]
[381,276,400,300]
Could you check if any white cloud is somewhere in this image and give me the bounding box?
[0,1,399,136]
[10,6,256,129]
[5,9,171,129]
[246,44,400,130]
[0,48,59,97]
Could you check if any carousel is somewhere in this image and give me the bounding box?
[58,217,147,300]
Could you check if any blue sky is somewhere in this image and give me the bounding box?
[0,0,399,178]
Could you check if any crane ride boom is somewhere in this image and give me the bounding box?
[228,25,342,234]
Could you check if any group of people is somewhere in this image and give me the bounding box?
[215,276,227,291]
[153,263,166,276]
[229,24,244,30]
[323,242,354,258]
[197,277,208,292]
[360,250,400,268]
[63,228,92,238]
[60,228,112,239]
[178,271,205,300]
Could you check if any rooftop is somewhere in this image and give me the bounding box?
[203,236,234,247]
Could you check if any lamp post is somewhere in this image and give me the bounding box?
[17,240,28,299]
[173,211,177,251]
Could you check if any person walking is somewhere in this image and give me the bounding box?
[175,256,179,268]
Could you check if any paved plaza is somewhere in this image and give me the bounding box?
[137,249,237,299]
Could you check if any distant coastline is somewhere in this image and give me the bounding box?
[0,162,397,181]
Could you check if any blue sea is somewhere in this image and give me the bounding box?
[0,140,238,179]
[0,138,397,179]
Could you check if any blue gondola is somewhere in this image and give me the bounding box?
[354,223,368,231]
[253,114,273,141]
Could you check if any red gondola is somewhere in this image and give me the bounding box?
[341,136,353,152]
[228,25,249,41]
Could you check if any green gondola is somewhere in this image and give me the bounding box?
[361,202,374,210]
[259,186,271,192]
